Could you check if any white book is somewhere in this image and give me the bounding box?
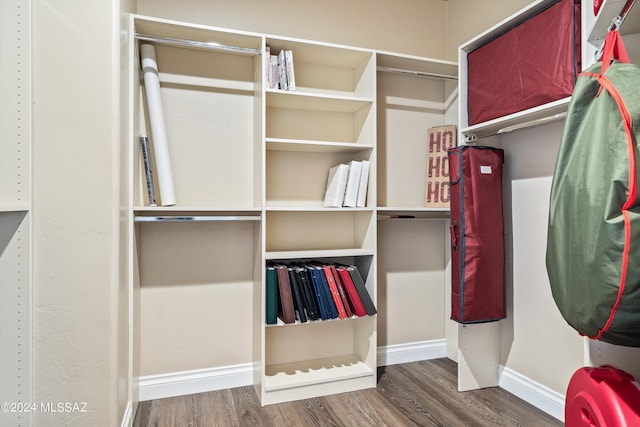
[356,160,370,207]
[285,50,296,91]
[323,164,349,207]
[343,160,363,207]
[278,50,288,90]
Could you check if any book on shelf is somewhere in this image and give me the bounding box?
[336,266,367,317]
[265,47,296,91]
[330,264,353,317]
[275,264,295,324]
[295,266,319,321]
[343,160,363,208]
[323,160,370,208]
[320,263,348,319]
[288,266,308,323]
[424,125,456,208]
[284,50,296,90]
[345,264,377,316]
[267,261,375,325]
[323,164,349,207]
[356,160,370,208]
[139,134,157,206]
[266,265,278,325]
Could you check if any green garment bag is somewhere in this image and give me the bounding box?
[546,30,640,347]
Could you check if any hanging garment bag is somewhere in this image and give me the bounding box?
[546,30,640,347]
[448,146,505,324]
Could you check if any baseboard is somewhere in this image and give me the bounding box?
[120,402,132,427]
[136,363,253,402]
[377,339,447,366]
[136,340,447,401]
[498,365,565,422]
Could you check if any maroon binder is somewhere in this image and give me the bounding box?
[448,146,505,323]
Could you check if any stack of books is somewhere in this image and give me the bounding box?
[266,47,295,91]
[265,261,377,325]
[323,160,370,208]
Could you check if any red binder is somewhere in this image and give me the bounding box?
[448,146,505,323]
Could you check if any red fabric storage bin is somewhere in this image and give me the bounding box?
[467,0,581,125]
[565,366,640,426]
[448,146,505,323]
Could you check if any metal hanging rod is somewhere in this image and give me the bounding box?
[464,112,568,142]
[135,33,262,56]
[134,215,262,223]
[376,66,458,81]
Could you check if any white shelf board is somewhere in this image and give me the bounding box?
[265,138,373,153]
[376,50,457,80]
[376,207,450,219]
[266,89,373,113]
[587,0,640,46]
[265,248,374,260]
[0,205,29,213]
[264,356,373,392]
[133,14,263,53]
[265,36,373,67]
[265,204,373,211]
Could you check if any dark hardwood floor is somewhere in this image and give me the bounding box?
[133,358,563,427]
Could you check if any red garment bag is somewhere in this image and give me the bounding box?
[448,146,505,323]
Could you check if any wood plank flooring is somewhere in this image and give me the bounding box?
[133,358,563,427]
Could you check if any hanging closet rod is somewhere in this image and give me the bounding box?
[134,215,262,223]
[135,33,262,56]
[595,0,636,60]
[376,66,458,81]
[464,112,567,142]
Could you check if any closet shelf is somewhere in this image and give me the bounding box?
[266,249,373,260]
[266,90,373,112]
[265,138,373,153]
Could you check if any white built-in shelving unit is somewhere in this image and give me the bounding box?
[0,1,32,426]
[126,12,457,406]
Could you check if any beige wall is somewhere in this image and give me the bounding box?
[446,0,532,61]
[31,0,134,426]
[137,0,448,59]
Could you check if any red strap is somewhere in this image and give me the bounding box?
[591,74,636,340]
[601,30,631,75]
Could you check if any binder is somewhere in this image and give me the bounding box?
[330,265,353,318]
[321,264,348,318]
[337,266,367,317]
[296,266,319,321]
[275,265,295,324]
[313,265,338,319]
[288,266,308,323]
[347,265,377,316]
[266,265,278,324]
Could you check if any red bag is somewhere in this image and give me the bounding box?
[448,146,505,323]
[467,0,581,125]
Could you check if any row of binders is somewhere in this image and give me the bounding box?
[266,47,295,91]
[323,160,370,208]
[266,261,377,325]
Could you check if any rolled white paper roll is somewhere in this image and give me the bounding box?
[140,44,176,206]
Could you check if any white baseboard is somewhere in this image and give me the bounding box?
[498,365,565,422]
[136,363,253,402]
[120,402,132,427]
[377,339,447,366]
[136,340,447,401]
